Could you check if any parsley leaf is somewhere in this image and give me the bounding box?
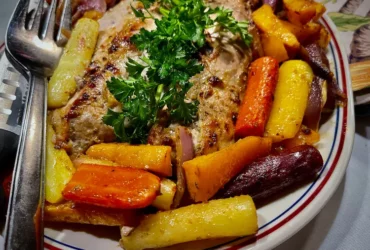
[104,0,252,143]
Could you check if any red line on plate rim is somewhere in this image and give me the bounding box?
[226,17,349,250]
[0,42,5,52]
[44,242,63,250]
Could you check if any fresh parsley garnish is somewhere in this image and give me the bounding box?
[104,0,252,143]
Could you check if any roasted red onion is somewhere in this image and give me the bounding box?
[173,127,194,208]
[263,0,279,11]
[304,76,325,130]
[300,42,347,111]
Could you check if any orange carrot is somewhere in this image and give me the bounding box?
[62,164,160,209]
[235,57,279,138]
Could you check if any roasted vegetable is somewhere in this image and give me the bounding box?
[120,195,257,250]
[276,125,320,150]
[173,127,194,208]
[263,0,280,11]
[281,21,321,45]
[317,24,331,48]
[86,143,172,176]
[265,60,314,142]
[73,155,119,168]
[183,136,272,202]
[260,33,289,63]
[44,201,140,226]
[62,164,161,209]
[235,57,279,137]
[48,18,99,108]
[46,125,75,203]
[283,0,326,25]
[216,145,323,201]
[300,42,331,79]
[253,4,300,56]
[303,76,326,130]
[299,43,346,110]
[324,78,347,111]
[152,179,177,211]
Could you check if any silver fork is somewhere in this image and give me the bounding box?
[4,0,71,249]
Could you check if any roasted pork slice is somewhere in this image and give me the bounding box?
[52,0,261,159]
[187,0,262,156]
[51,0,155,158]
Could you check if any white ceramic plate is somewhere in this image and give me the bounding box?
[43,15,355,250]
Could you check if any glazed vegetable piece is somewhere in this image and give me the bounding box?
[317,24,331,48]
[299,43,347,110]
[281,21,321,45]
[48,18,99,108]
[215,145,323,201]
[173,126,194,208]
[62,164,161,209]
[260,34,289,63]
[324,78,347,111]
[264,60,314,142]
[276,125,320,150]
[183,136,272,202]
[73,155,119,168]
[235,57,279,137]
[300,42,331,79]
[283,0,326,25]
[303,76,326,131]
[74,155,175,210]
[263,0,280,11]
[252,4,300,57]
[44,201,140,226]
[86,143,172,176]
[152,179,177,211]
[46,124,75,203]
[120,195,257,250]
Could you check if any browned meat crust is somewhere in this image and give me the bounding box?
[51,1,154,158]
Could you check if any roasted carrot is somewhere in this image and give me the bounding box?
[86,143,172,177]
[62,164,160,209]
[235,57,279,138]
[183,136,272,202]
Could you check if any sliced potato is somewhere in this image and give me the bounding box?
[46,124,75,203]
[48,18,99,108]
[152,179,177,211]
[120,195,257,250]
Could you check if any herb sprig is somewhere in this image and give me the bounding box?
[104,0,252,143]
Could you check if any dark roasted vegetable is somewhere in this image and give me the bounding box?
[215,145,323,202]
[303,76,326,130]
[173,127,194,208]
[323,78,347,111]
[300,43,331,79]
[300,42,347,111]
[263,0,279,11]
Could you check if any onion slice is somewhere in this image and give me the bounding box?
[173,127,195,208]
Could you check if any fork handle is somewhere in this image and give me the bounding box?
[4,74,46,250]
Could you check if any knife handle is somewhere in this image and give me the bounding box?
[4,74,46,250]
